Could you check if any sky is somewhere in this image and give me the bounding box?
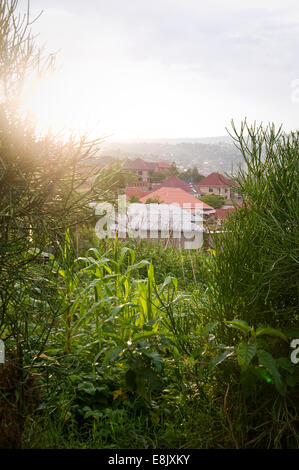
[23,0,299,140]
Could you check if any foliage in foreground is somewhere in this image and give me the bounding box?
[205,122,299,330]
[1,0,298,451]
[2,226,298,449]
[2,120,299,448]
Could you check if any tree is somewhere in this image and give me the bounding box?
[179,168,192,181]
[191,167,204,183]
[0,0,106,447]
[150,171,165,183]
[179,166,204,183]
[169,162,179,176]
[95,161,137,195]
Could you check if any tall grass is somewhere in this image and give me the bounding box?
[198,122,299,448]
[207,122,298,330]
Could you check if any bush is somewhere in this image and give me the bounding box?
[199,121,299,448]
[198,194,225,208]
[207,122,299,329]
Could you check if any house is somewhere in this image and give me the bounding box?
[214,207,235,226]
[197,172,241,203]
[122,158,173,187]
[125,187,151,200]
[122,158,156,185]
[96,187,215,249]
[114,203,204,249]
[155,162,172,174]
[154,176,193,193]
[139,187,215,220]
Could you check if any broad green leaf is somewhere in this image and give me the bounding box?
[237,341,257,370]
[132,331,159,343]
[284,327,299,339]
[77,381,96,395]
[143,350,163,372]
[256,327,287,342]
[252,365,270,382]
[158,276,177,295]
[225,320,251,335]
[103,346,124,365]
[119,246,134,265]
[201,321,219,337]
[112,303,135,315]
[257,349,286,396]
[210,347,235,369]
[126,260,149,273]
[276,357,294,374]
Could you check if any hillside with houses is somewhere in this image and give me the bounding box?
[122,158,241,226]
[91,156,243,248]
[99,138,244,175]
[1,0,297,453]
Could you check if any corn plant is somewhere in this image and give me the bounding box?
[47,236,184,401]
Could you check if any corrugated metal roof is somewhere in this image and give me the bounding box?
[114,203,204,233]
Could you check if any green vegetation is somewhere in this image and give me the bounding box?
[0,2,298,450]
[150,171,165,183]
[129,195,141,203]
[145,196,163,204]
[179,166,204,183]
[198,194,225,208]
[103,142,242,175]
[122,239,204,287]
[96,161,137,194]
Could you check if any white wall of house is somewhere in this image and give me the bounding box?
[199,185,230,199]
[199,185,241,202]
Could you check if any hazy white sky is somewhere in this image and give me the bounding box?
[24,0,299,140]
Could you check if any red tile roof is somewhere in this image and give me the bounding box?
[155,176,193,193]
[146,161,157,170]
[215,207,235,219]
[139,187,214,211]
[125,187,151,199]
[157,162,172,169]
[198,172,238,187]
[123,158,155,171]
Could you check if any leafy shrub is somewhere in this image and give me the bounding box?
[198,194,225,208]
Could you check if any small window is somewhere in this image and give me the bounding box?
[209,187,213,192]
[225,189,228,193]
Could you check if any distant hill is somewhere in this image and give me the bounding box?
[98,137,243,174]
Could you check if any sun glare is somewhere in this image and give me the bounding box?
[22,72,114,141]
